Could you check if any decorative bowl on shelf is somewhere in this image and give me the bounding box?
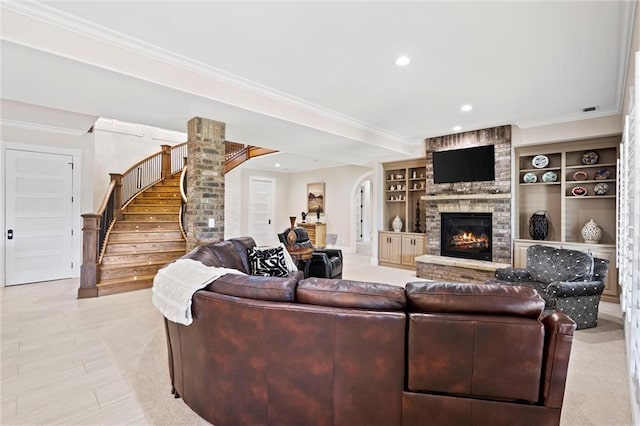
[594,182,610,195]
[571,186,588,196]
[581,151,599,165]
[522,172,537,183]
[531,155,549,169]
[542,171,557,182]
[572,170,588,181]
[594,168,611,180]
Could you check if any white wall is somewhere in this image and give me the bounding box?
[224,165,291,244]
[287,164,372,252]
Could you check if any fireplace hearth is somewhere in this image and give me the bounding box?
[441,213,492,261]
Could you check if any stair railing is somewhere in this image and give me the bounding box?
[179,161,188,240]
[79,143,187,298]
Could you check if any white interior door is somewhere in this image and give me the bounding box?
[248,176,276,246]
[5,149,73,285]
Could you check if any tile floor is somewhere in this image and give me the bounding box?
[0,253,631,425]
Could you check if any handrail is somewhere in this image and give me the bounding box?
[179,165,188,240]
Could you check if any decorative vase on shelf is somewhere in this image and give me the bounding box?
[528,210,549,240]
[287,216,297,247]
[392,215,403,232]
[581,219,602,244]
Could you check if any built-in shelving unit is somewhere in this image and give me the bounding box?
[515,135,620,300]
[380,159,427,269]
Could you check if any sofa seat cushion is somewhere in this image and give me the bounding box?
[297,278,406,311]
[406,282,545,319]
[206,273,298,302]
[526,245,594,284]
[248,246,289,277]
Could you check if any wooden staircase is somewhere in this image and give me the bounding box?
[96,174,185,296]
[80,141,279,298]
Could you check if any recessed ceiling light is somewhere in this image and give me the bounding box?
[461,104,473,112]
[395,56,410,66]
[453,126,462,132]
[275,163,281,168]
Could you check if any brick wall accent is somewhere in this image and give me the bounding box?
[185,117,225,251]
[423,125,512,264]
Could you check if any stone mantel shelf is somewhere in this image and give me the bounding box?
[421,193,511,201]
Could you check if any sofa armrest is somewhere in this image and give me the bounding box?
[546,281,606,298]
[541,311,576,408]
[494,267,531,282]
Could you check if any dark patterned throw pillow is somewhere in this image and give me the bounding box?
[248,246,288,277]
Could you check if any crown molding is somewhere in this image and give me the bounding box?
[0,118,90,136]
[2,1,415,149]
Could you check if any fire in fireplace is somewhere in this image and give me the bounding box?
[440,213,492,261]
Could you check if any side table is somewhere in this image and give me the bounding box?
[287,247,314,277]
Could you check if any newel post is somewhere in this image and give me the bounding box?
[110,173,123,220]
[78,213,100,298]
[161,144,172,179]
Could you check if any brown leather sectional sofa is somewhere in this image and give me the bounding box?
[163,237,576,426]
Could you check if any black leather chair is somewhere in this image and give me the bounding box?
[278,227,343,279]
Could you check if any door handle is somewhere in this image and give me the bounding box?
[268,219,271,224]
[7,229,13,240]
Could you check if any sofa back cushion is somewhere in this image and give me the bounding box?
[406,311,544,404]
[526,244,593,284]
[405,282,544,319]
[228,237,256,274]
[297,278,406,311]
[204,240,246,272]
[182,244,223,267]
[206,273,297,302]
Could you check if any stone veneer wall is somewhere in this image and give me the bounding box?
[185,117,226,251]
[424,125,512,263]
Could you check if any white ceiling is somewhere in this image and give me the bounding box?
[0,1,636,172]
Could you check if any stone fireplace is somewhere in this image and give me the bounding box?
[415,125,512,283]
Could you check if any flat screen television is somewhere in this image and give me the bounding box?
[433,145,495,183]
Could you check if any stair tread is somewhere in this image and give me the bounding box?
[102,248,185,257]
[100,260,170,270]
[98,274,156,286]
[107,238,185,244]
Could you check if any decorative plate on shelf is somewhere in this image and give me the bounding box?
[522,172,537,183]
[581,151,599,165]
[531,155,549,169]
[594,167,611,180]
[572,170,588,181]
[542,171,557,182]
[594,182,610,195]
[571,186,588,196]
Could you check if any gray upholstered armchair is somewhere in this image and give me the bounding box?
[489,244,608,329]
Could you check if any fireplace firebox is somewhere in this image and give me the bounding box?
[440,213,492,261]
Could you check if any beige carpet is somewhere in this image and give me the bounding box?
[99,257,633,425]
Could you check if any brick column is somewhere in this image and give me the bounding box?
[185,117,225,250]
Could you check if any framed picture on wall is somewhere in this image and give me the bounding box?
[307,182,325,214]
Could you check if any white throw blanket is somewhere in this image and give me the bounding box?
[152,258,245,325]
